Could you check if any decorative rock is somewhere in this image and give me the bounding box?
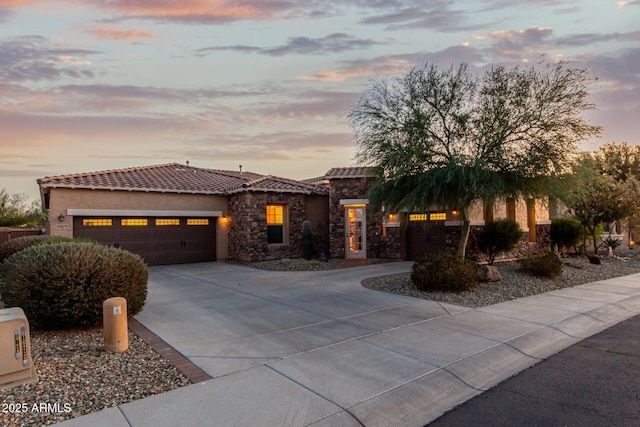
[280,258,292,266]
[588,255,602,265]
[478,265,503,282]
[0,328,190,426]
[564,262,586,270]
[366,256,640,308]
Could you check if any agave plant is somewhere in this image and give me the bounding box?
[603,236,622,249]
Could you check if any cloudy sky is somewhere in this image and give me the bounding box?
[1,0,639,201]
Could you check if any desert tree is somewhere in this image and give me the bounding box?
[563,154,640,254]
[0,189,46,227]
[593,141,640,183]
[349,61,602,257]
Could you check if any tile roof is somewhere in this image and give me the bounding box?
[323,167,374,179]
[225,174,329,195]
[38,163,328,195]
[301,176,330,186]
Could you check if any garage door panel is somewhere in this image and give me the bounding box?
[407,218,446,261]
[152,240,183,251]
[73,216,216,266]
[154,228,182,240]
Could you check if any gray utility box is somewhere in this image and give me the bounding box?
[0,307,38,390]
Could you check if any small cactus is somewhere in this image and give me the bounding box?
[302,220,313,260]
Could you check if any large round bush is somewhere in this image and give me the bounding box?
[477,219,522,265]
[519,252,563,278]
[0,242,147,330]
[550,217,582,254]
[411,253,477,292]
[0,235,73,263]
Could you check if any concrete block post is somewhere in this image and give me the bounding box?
[103,297,128,352]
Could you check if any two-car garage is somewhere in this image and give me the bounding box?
[70,211,219,266]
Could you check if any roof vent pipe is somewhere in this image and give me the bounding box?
[239,165,243,174]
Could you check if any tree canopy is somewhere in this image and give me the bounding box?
[561,149,640,254]
[0,189,46,227]
[592,141,640,183]
[349,61,602,257]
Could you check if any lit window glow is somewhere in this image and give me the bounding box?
[156,219,180,226]
[121,218,148,226]
[266,205,283,225]
[187,219,209,226]
[83,219,112,226]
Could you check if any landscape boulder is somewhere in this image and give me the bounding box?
[478,265,502,282]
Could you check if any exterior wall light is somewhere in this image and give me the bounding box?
[58,214,65,222]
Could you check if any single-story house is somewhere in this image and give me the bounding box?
[38,163,551,265]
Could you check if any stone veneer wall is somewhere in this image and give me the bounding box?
[377,226,403,259]
[228,192,307,262]
[328,178,401,259]
[455,223,552,262]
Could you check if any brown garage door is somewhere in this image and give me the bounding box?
[73,217,216,265]
[406,213,447,261]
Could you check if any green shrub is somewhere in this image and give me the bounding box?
[603,236,622,250]
[550,218,581,254]
[477,219,523,265]
[0,242,147,330]
[519,252,563,278]
[411,253,477,292]
[0,235,72,263]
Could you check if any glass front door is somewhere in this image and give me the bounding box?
[345,206,366,259]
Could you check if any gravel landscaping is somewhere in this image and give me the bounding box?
[245,253,640,308]
[364,255,640,307]
[0,327,190,427]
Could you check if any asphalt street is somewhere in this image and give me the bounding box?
[428,314,640,427]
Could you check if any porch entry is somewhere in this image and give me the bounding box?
[341,199,368,259]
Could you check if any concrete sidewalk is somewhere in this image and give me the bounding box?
[57,262,640,427]
[428,313,640,426]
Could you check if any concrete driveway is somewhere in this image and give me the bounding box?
[136,261,455,379]
[59,261,640,427]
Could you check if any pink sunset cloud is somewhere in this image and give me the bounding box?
[82,25,154,41]
[88,0,290,23]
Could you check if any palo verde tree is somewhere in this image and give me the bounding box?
[349,61,602,257]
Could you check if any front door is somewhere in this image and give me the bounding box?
[345,206,366,259]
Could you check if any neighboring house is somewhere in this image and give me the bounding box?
[37,163,551,265]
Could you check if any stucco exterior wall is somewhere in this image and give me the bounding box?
[305,194,330,255]
[535,198,550,223]
[45,187,229,259]
[487,197,549,228]
[515,199,528,230]
[468,200,484,222]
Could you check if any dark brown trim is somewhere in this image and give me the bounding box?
[507,198,516,222]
